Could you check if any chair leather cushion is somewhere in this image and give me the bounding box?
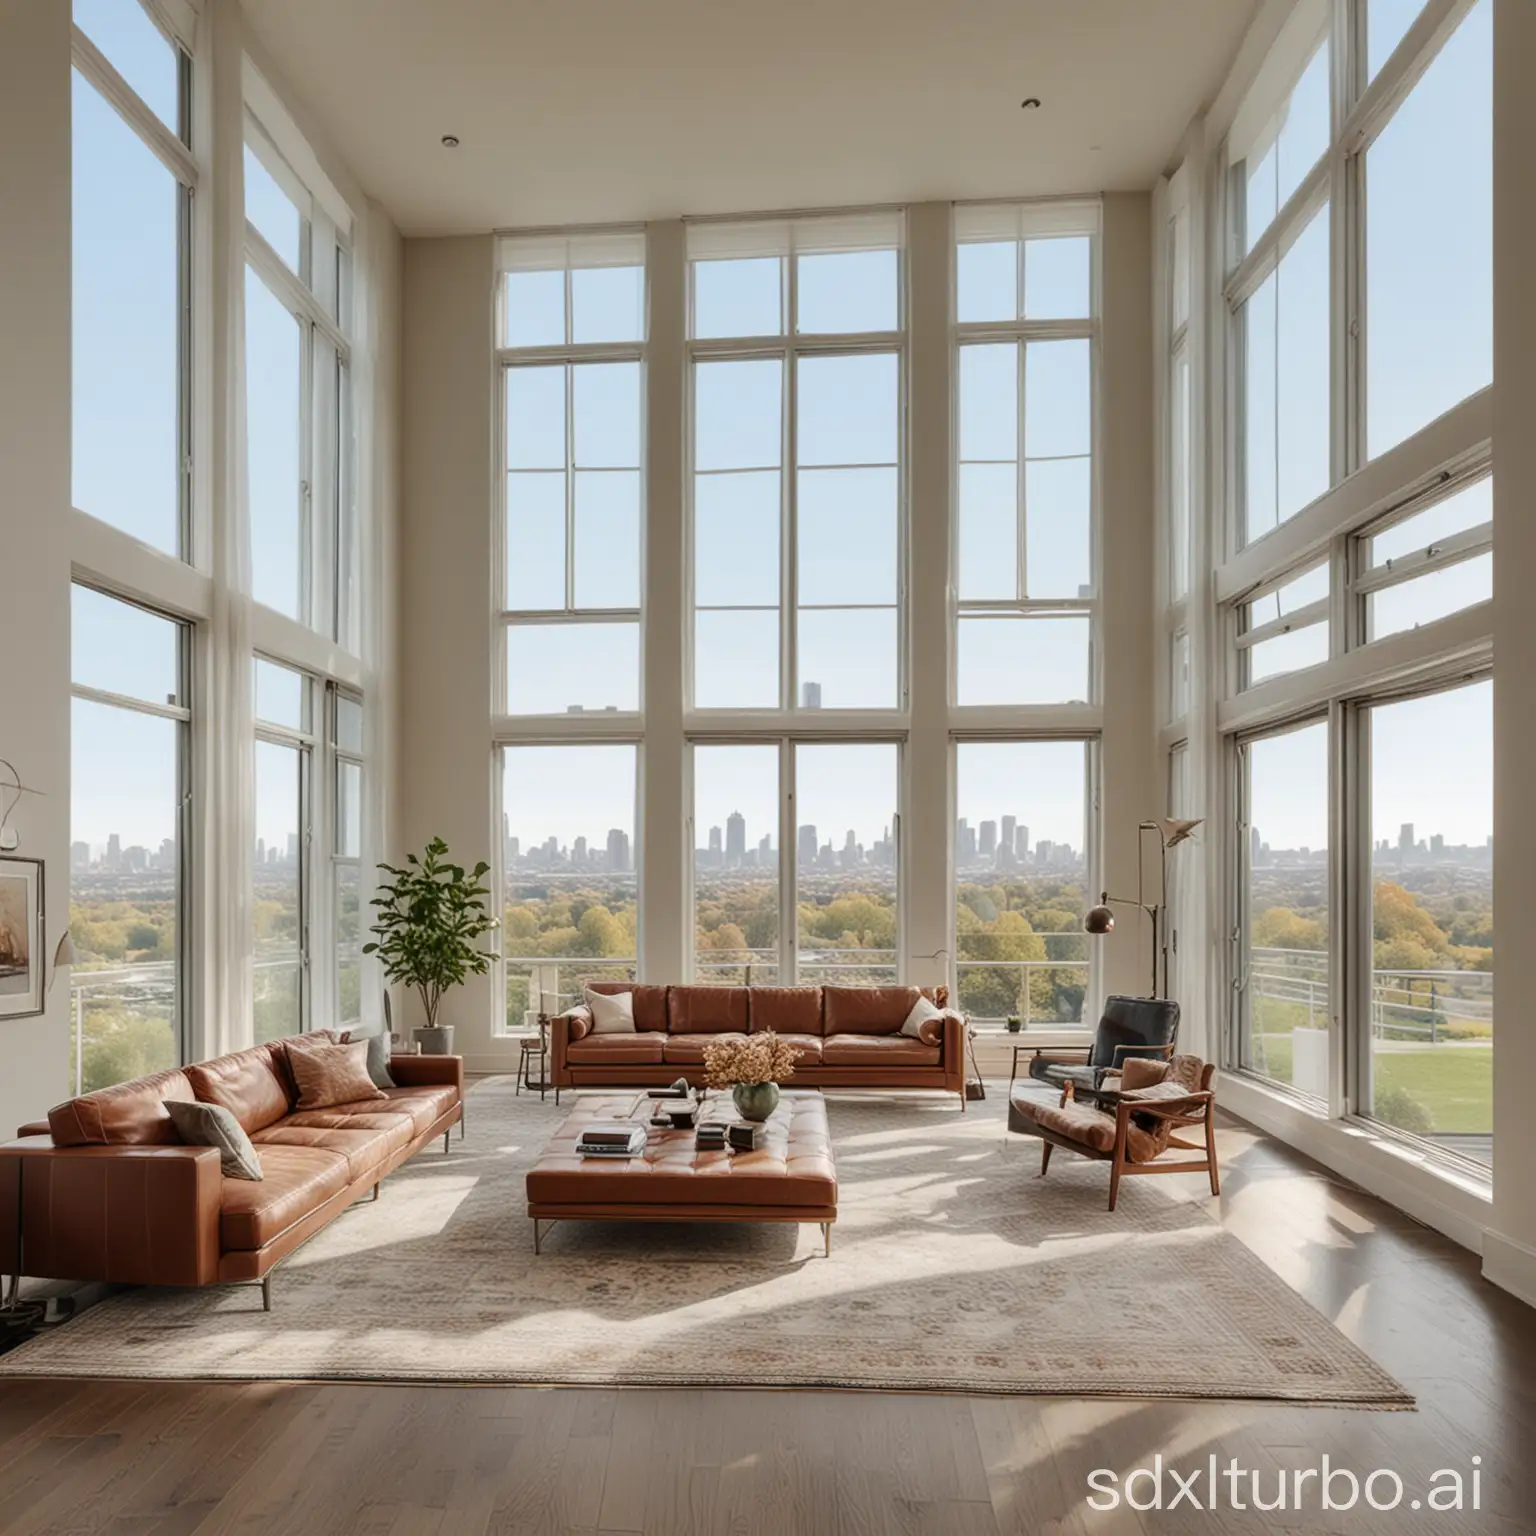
[822,986,921,1036]
[47,1067,199,1147]
[662,1032,746,1064]
[583,982,668,1033]
[748,988,825,1037]
[219,1145,351,1249]
[1029,1060,1100,1091]
[667,986,750,1034]
[566,1033,667,1066]
[821,1034,940,1067]
[252,1124,396,1182]
[187,1046,294,1136]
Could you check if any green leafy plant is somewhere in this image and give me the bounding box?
[363,838,498,1028]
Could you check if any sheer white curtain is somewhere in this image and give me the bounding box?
[203,0,254,1057]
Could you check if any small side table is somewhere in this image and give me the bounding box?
[516,1020,552,1102]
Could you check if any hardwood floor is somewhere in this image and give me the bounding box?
[0,1112,1532,1534]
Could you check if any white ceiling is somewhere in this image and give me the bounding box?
[240,0,1258,237]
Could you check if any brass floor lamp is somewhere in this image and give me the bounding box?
[1083,818,1202,999]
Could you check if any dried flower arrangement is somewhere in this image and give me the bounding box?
[702,1030,799,1090]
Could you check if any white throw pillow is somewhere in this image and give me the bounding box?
[898,995,944,1040]
[585,987,637,1034]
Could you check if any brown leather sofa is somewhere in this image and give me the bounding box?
[0,1038,464,1310]
[551,983,967,1107]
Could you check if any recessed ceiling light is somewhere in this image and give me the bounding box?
[1020,97,1041,110]
[441,134,460,148]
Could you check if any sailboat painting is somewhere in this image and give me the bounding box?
[0,857,44,1019]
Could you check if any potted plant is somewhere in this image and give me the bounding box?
[364,837,497,1055]
[701,1030,798,1122]
[1006,1014,1023,1034]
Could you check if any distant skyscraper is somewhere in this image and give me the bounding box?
[1016,824,1029,860]
[956,818,969,856]
[979,820,997,858]
[726,811,746,864]
[1001,815,1016,855]
[1036,838,1053,865]
[508,836,520,863]
[255,837,266,865]
[70,841,89,871]
[797,824,818,867]
[573,835,588,865]
[758,833,773,863]
[606,828,631,872]
[961,823,977,863]
[158,838,175,870]
[1399,822,1414,857]
[840,830,859,868]
[287,833,300,863]
[801,681,822,709]
[709,826,722,855]
[107,832,121,870]
[1250,826,1261,866]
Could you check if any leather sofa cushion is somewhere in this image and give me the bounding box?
[821,1033,941,1067]
[768,1033,823,1065]
[381,1084,460,1132]
[253,1124,396,1183]
[48,1067,198,1147]
[187,1046,294,1136]
[279,1108,417,1163]
[662,1032,745,1064]
[219,1145,351,1250]
[748,987,824,1036]
[667,986,750,1034]
[566,1033,667,1066]
[822,986,922,1036]
[584,982,668,1033]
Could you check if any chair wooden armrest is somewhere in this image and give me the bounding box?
[1113,1090,1214,1126]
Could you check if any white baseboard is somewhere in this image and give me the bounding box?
[1218,1073,1493,1258]
[1482,1229,1536,1309]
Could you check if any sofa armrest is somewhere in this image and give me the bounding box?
[940,1010,967,1085]
[390,1054,464,1097]
[0,1138,222,1286]
[15,1120,50,1139]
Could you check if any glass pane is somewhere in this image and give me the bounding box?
[1243,721,1329,1099]
[956,615,1091,705]
[335,862,362,1026]
[573,361,641,468]
[795,744,898,986]
[1366,1,1491,459]
[695,471,779,606]
[1249,561,1329,627]
[337,761,362,858]
[72,71,180,556]
[1025,339,1091,459]
[695,358,782,471]
[506,621,639,714]
[335,694,363,754]
[507,365,566,471]
[246,267,304,619]
[959,343,1018,462]
[253,739,304,1042]
[507,472,566,611]
[1249,623,1329,684]
[1241,37,1330,253]
[244,144,303,274]
[694,744,780,984]
[1369,553,1492,641]
[1171,629,1191,720]
[71,587,180,706]
[74,0,180,133]
[501,744,637,1028]
[254,658,307,731]
[1367,682,1492,1167]
[1369,0,1425,80]
[69,698,180,1093]
[797,608,898,710]
[958,463,1017,602]
[1024,237,1091,320]
[797,467,897,606]
[1170,347,1191,599]
[954,740,1090,1025]
[505,269,565,348]
[1171,210,1190,330]
[1368,478,1491,566]
[797,353,898,468]
[1243,203,1331,542]
[957,241,1015,323]
[572,264,643,344]
[796,249,898,334]
[694,609,779,709]
[336,358,360,653]
[693,257,782,339]
[574,471,641,608]
[1025,457,1092,598]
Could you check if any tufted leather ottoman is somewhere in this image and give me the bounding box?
[525,1090,838,1255]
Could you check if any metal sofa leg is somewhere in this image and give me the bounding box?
[261,1273,273,1312]
[372,1182,381,1202]
[443,1130,451,1154]
[1040,1141,1053,1177]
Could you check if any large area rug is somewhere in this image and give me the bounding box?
[0,1079,1409,1404]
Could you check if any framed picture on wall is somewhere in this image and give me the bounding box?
[0,855,44,1021]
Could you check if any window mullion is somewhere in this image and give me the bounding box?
[565,361,576,613]
[1016,340,1028,602]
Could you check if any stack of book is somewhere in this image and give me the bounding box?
[695,1120,729,1150]
[576,1123,647,1159]
[694,1121,767,1153]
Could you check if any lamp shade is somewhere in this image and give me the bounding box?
[1153,817,1204,848]
[1084,904,1115,935]
[53,930,77,968]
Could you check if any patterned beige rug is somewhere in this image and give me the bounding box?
[0,1079,1409,1404]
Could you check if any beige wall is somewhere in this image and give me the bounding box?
[1487,0,1536,1306]
[0,0,72,1135]
[398,199,1158,1069]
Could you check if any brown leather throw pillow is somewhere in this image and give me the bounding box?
[290,1040,388,1111]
